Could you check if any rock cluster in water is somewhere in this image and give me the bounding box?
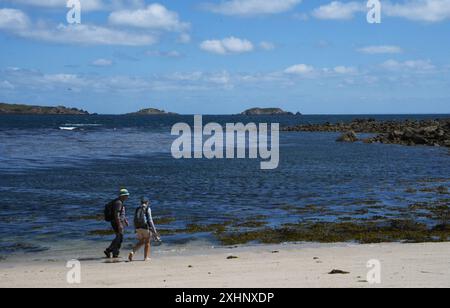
[284,118,450,147]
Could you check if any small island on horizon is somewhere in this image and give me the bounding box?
[240,108,301,116]
[0,102,89,115]
[0,102,303,116]
[126,108,179,116]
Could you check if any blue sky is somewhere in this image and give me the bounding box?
[0,0,449,114]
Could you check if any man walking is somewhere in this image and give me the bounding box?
[104,188,130,259]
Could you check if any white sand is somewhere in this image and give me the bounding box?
[1,242,449,288]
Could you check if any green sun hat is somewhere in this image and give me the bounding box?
[119,188,130,197]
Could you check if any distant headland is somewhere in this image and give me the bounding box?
[0,102,89,115]
[240,108,300,116]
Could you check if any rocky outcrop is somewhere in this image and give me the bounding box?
[241,108,295,116]
[337,131,358,143]
[127,108,178,115]
[363,124,450,147]
[284,118,450,148]
[0,103,89,115]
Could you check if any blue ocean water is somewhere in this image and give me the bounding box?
[0,114,449,259]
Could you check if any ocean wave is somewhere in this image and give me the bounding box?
[62,124,103,127]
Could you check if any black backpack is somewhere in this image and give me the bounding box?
[104,199,118,222]
[134,206,148,229]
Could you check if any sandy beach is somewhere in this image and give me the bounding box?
[1,242,449,288]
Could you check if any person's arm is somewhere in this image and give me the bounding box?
[113,201,124,233]
[147,208,159,238]
[123,207,129,227]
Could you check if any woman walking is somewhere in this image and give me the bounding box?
[128,197,160,262]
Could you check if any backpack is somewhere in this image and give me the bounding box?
[104,199,118,222]
[134,206,148,229]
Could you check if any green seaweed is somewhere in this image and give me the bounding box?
[232,221,268,228]
[185,222,232,234]
[78,214,104,221]
[88,230,115,236]
[216,220,450,246]
[154,217,177,225]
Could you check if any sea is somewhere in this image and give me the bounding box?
[0,114,449,262]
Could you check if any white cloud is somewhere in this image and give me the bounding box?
[0,9,157,46]
[177,33,191,44]
[381,59,436,71]
[24,23,157,46]
[0,0,145,12]
[293,12,309,21]
[260,41,275,51]
[200,37,254,55]
[109,4,190,31]
[146,50,182,58]
[284,64,359,77]
[1,0,104,11]
[0,8,30,30]
[333,66,358,74]
[203,0,302,16]
[385,0,450,22]
[91,58,114,66]
[2,59,446,99]
[312,1,364,20]
[0,80,15,89]
[207,71,231,85]
[357,45,403,54]
[43,73,83,84]
[284,64,315,75]
[312,0,450,23]
[167,72,204,81]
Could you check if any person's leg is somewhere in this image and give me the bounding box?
[129,230,145,262]
[106,223,119,256]
[115,233,123,257]
[133,239,145,254]
[110,232,123,257]
[144,240,150,260]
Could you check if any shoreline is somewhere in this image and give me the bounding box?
[1,241,449,288]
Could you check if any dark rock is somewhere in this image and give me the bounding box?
[329,269,350,275]
[284,118,450,148]
[337,131,358,143]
